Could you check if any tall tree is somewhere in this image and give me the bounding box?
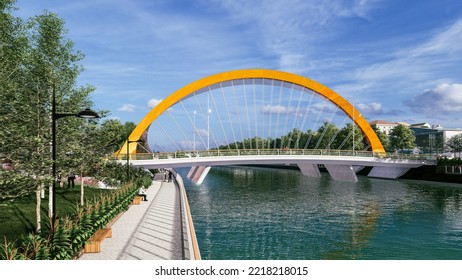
[389,124,416,152]
[311,122,340,149]
[0,0,32,199]
[334,123,365,150]
[0,4,97,232]
[446,134,462,158]
[371,125,390,152]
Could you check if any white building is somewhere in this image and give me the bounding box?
[370,120,401,135]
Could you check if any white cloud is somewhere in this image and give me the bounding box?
[410,19,462,57]
[404,83,462,116]
[262,105,289,114]
[356,102,383,115]
[196,128,209,137]
[117,104,136,112]
[178,140,194,150]
[147,99,163,108]
[214,0,380,72]
[350,19,462,89]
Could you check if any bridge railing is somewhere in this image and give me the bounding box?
[116,149,435,162]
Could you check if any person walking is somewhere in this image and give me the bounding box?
[163,170,167,182]
[68,171,75,188]
[168,171,173,182]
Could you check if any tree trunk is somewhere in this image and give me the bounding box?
[80,173,84,206]
[36,183,42,233]
[48,182,53,218]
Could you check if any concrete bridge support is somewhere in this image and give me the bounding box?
[297,163,321,178]
[367,166,410,179]
[187,166,211,185]
[324,164,358,182]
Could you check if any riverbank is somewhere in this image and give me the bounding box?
[400,165,462,184]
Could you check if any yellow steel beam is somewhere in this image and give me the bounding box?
[118,69,385,155]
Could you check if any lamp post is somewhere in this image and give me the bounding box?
[193,110,196,151]
[51,85,100,230]
[207,108,212,150]
[126,138,143,180]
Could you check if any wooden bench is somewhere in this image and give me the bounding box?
[84,228,112,253]
[132,195,142,205]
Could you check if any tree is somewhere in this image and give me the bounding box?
[334,123,364,151]
[371,125,390,152]
[311,122,340,149]
[446,134,462,158]
[389,124,416,152]
[0,4,97,233]
[0,0,32,200]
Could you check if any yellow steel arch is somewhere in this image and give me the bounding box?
[120,69,385,155]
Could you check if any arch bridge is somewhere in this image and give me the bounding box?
[117,69,433,183]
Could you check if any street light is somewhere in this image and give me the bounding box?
[126,138,143,180]
[51,85,100,230]
[193,110,197,151]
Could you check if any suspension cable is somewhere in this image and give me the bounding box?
[280,83,295,148]
[288,87,305,148]
[273,81,284,148]
[252,78,259,149]
[220,82,239,149]
[154,121,182,151]
[210,85,231,149]
[231,80,246,149]
[167,110,193,150]
[314,105,339,149]
[303,95,325,149]
[243,79,252,149]
[179,99,207,150]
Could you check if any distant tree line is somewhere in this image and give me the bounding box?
[217,122,418,153]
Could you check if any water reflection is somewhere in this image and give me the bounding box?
[181,166,462,260]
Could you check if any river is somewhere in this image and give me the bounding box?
[179,166,462,260]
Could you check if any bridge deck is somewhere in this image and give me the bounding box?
[79,174,192,260]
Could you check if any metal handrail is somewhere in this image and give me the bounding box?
[171,172,186,260]
[118,148,436,162]
[171,169,201,260]
[177,175,201,260]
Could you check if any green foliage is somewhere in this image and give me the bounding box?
[0,182,140,260]
[371,125,391,152]
[446,134,462,157]
[437,156,462,167]
[50,219,73,260]
[389,124,416,152]
[0,3,99,210]
[0,170,35,199]
[218,122,372,151]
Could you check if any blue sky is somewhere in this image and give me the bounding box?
[13,0,462,149]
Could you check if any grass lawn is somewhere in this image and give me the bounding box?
[0,185,113,242]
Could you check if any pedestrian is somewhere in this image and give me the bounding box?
[163,170,167,182]
[168,171,173,182]
[58,173,64,188]
[138,186,148,201]
[68,171,75,188]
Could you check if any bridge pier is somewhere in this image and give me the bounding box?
[297,163,321,178]
[187,166,211,185]
[367,166,410,179]
[324,164,358,182]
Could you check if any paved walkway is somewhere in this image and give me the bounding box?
[80,174,186,260]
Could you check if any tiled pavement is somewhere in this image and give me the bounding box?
[79,175,185,260]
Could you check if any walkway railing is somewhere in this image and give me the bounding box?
[444,166,462,175]
[116,149,435,162]
[171,169,201,260]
